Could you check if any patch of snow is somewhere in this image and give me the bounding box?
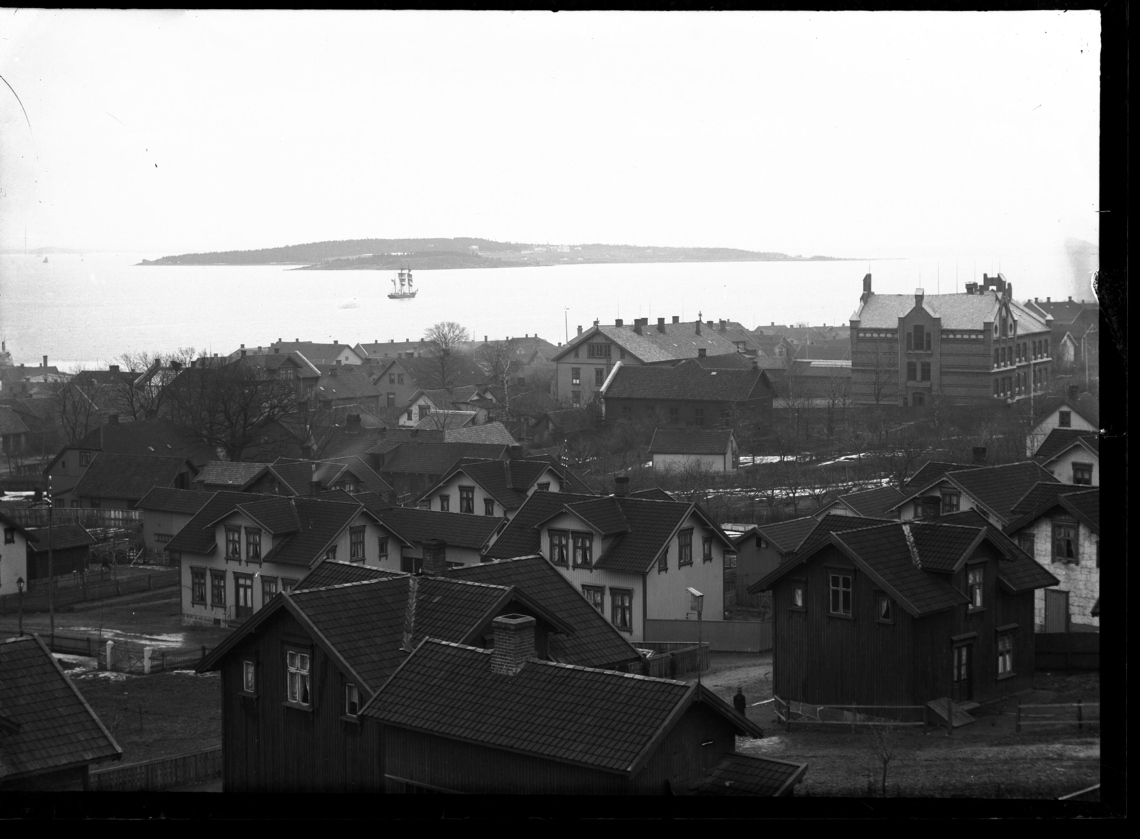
[66,628,189,647]
[75,670,131,681]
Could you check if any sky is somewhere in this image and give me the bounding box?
[0,10,1100,260]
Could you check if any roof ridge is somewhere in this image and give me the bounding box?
[533,657,688,686]
[401,576,418,652]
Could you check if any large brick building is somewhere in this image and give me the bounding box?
[849,273,1054,407]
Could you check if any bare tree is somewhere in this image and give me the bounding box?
[51,367,98,444]
[112,348,198,421]
[823,372,851,444]
[866,724,901,797]
[420,321,471,395]
[871,427,930,491]
[476,339,523,417]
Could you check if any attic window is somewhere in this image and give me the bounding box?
[1058,410,1072,428]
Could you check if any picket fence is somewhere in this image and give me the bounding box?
[89,747,223,792]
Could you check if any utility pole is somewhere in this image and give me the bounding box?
[48,474,55,648]
[564,308,568,344]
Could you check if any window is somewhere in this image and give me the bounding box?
[571,367,581,386]
[571,391,581,409]
[245,528,262,561]
[1053,522,1078,563]
[325,544,337,560]
[1072,462,1093,485]
[703,535,714,563]
[261,575,278,604]
[459,486,475,514]
[481,498,495,516]
[377,536,388,562]
[912,325,925,350]
[345,683,360,718]
[350,526,365,561]
[387,392,395,407]
[724,551,736,569]
[587,343,611,358]
[397,374,404,385]
[677,528,693,567]
[549,530,570,566]
[3,527,14,544]
[242,661,257,695]
[406,409,413,422]
[438,494,450,512]
[997,633,1014,677]
[79,451,91,467]
[282,578,298,592]
[418,405,431,421]
[994,379,1000,397]
[89,498,101,509]
[913,392,925,407]
[915,498,939,520]
[669,407,679,424]
[279,366,296,380]
[191,568,207,604]
[572,532,592,568]
[694,407,706,426]
[829,572,852,616]
[286,650,311,707]
[225,526,241,559]
[791,582,805,610]
[941,490,960,514]
[1016,533,1035,556]
[210,570,226,608]
[389,374,396,384]
[1058,410,1072,428]
[611,589,632,632]
[657,547,668,573]
[920,361,931,382]
[906,361,917,381]
[875,592,893,624]
[582,585,604,613]
[967,565,984,610]
[595,367,605,387]
[536,482,550,492]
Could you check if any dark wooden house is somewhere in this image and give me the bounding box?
[752,519,1058,716]
[364,613,804,795]
[24,524,97,582]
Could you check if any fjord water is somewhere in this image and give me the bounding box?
[0,250,1088,369]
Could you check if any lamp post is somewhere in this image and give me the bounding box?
[17,576,24,637]
[688,587,704,686]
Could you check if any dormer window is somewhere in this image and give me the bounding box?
[245,528,262,561]
[225,526,241,559]
[1058,410,1072,428]
[967,565,984,610]
[572,532,592,568]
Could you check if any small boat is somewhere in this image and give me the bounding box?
[388,268,418,299]
[42,257,49,263]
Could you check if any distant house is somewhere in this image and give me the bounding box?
[650,428,738,474]
[370,509,507,571]
[0,635,122,791]
[416,457,590,519]
[442,421,518,446]
[1024,389,1099,457]
[135,487,216,556]
[1033,429,1099,486]
[531,408,598,449]
[1,511,33,591]
[363,614,799,795]
[1004,485,1100,631]
[888,460,1059,529]
[67,453,198,511]
[754,519,1058,715]
[24,525,97,582]
[411,410,476,431]
[813,485,904,519]
[0,404,31,456]
[372,440,511,501]
[398,386,493,427]
[267,339,365,367]
[311,364,384,414]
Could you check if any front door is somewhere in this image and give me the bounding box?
[952,643,973,702]
[1044,588,1070,633]
[234,574,254,620]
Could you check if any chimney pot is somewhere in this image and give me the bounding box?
[107,414,119,425]
[1068,296,1073,302]
[657,317,666,333]
[577,325,583,336]
[915,288,925,307]
[1046,297,1051,303]
[421,539,448,576]
[490,614,537,676]
[1068,384,1078,401]
[698,348,707,358]
[971,446,987,465]
[615,318,623,327]
[672,316,680,324]
[719,319,727,331]
[43,354,48,367]
[109,365,119,373]
[615,476,629,497]
[333,339,338,344]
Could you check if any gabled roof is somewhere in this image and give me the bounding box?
[1005,486,1100,537]
[0,635,122,782]
[260,497,376,567]
[314,364,383,402]
[238,348,322,378]
[484,491,596,560]
[412,410,476,431]
[553,321,740,365]
[852,287,1049,332]
[362,638,761,776]
[391,354,489,390]
[690,753,809,797]
[649,427,735,456]
[164,491,274,555]
[819,485,904,518]
[379,442,510,476]
[904,461,978,492]
[194,460,269,489]
[267,340,364,367]
[627,487,676,502]
[418,458,574,510]
[25,524,97,552]
[1008,481,1091,517]
[61,418,215,467]
[605,360,771,403]
[295,560,408,591]
[228,497,302,535]
[932,510,1062,592]
[753,516,820,555]
[589,499,735,575]
[71,453,194,503]
[891,461,1060,525]
[270,456,394,497]
[557,497,631,536]
[376,506,505,552]
[1033,428,1100,465]
[447,556,641,669]
[1030,394,1100,429]
[443,422,518,446]
[0,405,31,437]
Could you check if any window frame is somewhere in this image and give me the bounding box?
[1071,462,1093,486]
[377,535,388,562]
[571,367,581,386]
[996,631,1015,679]
[483,498,495,516]
[610,588,633,633]
[438,494,450,513]
[828,570,853,618]
[284,647,312,710]
[677,528,694,567]
[1058,410,1071,428]
[789,580,806,612]
[549,529,570,566]
[657,546,668,574]
[349,526,366,561]
[210,569,226,609]
[874,591,894,625]
[571,531,593,569]
[3,527,13,544]
[459,486,475,514]
[1015,532,1035,556]
[343,682,361,721]
[225,525,242,560]
[245,527,262,562]
[594,367,606,387]
[582,584,605,614]
[1052,520,1079,564]
[261,575,278,605]
[241,659,258,697]
[191,567,207,605]
[587,342,612,359]
[966,563,985,611]
[940,489,961,515]
[703,535,714,563]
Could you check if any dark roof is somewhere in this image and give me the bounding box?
[394,354,489,390]
[553,321,740,365]
[606,360,770,403]
[261,497,371,566]
[295,561,407,591]
[363,639,760,775]
[563,497,631,536]
[1034,428,1100,464]
[447,556,641,669]
[754,516,820,554]
[791,514,900,559]
[135,487,216,515]
[25,524,97,552]
[1031,394,1100,428]
[649,427,735,456]
[904,461,977,492]
[690,753,809,797]
[1005,487,1100,537]
[484,491,597,560]
[0,635,122,782]
[832,485,905,518]
[443,422,518,446]
[412,411,476,431]
[893,461,1059,525]
[266,340,364,367]
[627,487,676,502]
[1009,481,1092,517]
[421,458,576,510]
[271,456,393,496]
[1061,490,1099,532]
[314,364,383,402]
[71,453,192,503]
[379,442,510,476]
[194,461,269,489]
[377,506,505,551]
[937,510,1061,592]
[592,498,732,575]
[65,418,216,466]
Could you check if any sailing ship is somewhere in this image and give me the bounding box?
[388,268,418,299]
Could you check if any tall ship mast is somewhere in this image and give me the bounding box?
[388,267,418,300]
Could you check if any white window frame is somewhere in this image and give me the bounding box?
[286,649,311,707]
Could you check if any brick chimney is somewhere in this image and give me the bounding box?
[106,414,119,425]
[615,318,623,327]
[109,364,120,373]
[862,273,872,298]
[915,288,925,307]
[615,475,629,497]
[633,319,643,335]
[577,325,583,337]
[672,316,679,324]
[972,446,987,465]
[657,317,666,333]
[490,614,536,676]
[421,539,447,576]
[698,348,707,358]
[347,413,361,430]
[1069,384,1079,402]
[695,320,701,336]
[719,319,727,332]
[42,355,48,368]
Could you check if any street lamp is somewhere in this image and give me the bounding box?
[16,576,24,637]
[688,587,704,686]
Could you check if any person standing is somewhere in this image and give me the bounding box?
[733,686,747,716]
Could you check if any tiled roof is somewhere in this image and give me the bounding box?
[238,348,322,378]
[1029,298,1097,325]
[271,456,393,496]
[0,405,30,436]
[554,322,740,364]
[1031,395,1100,428]
[649,427,735,456]
[834,485,905,518]
[448,556,641,669]
[365,640,761,775]
[483,491,596,559]
[421,458,566,510]
[606,361,769,403]
[68,418,216,466]
[377,506,505,551]
[0,635,121,782]
[231,498,301,535]
[258,497,368,567]
[135,487,217,515]
[627,487,676,502]
[195,461,269,488]
[1009,481,1091,517]
[163,491,286,556]
[941,461,1060,524]
[416,386,482,408]
[443,422,518,446]
[791,514,899,560]
[690,753,808,797]
[1005,486,1099,536]
[314,364,383,402]
[852,289,1049,332]
[412,411,476,431]
[71,453,191,503]
[362,429,445,455]
[754,516,819,554]
[906,522,984,572]
[380,442,509,476]
[1061,490,1099,533]
[1034,428,1099,464]
[295,560,407,590]
[904,462,977,492]
[25,524,97,552]
[267,341,364,366]
[394,354,489,390]
[593,499,719,575]
[563,497,631,535]
[937,510,1062,592]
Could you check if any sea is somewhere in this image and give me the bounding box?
[0,249,1095,371]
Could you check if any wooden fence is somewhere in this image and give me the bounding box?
[773,696,934,731]
[637,642,710,679]
[89,747,223,792]
[0,568,179,614]
[643,618,772,653]
[1035,632,1100,671]
[1015,700,1100,733]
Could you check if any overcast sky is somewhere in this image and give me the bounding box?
[0,10,1099,259]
